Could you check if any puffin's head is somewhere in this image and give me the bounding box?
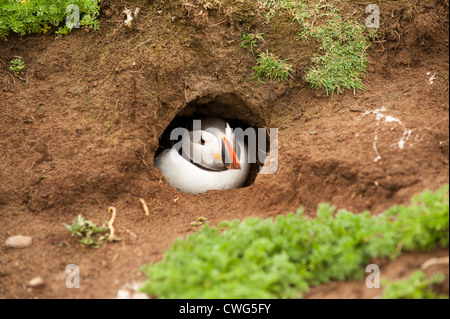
[182,117,241,171]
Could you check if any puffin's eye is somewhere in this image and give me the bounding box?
[199,137,206,145]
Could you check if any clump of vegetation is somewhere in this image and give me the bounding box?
[303,18,376,95]
[9,57,25,74]
[381,271,448,299]
[238,33,265,56]
[257,0,378,95]
[250,51,294,86]
[141,185,449,298]
[239,33,293,86]
[0,0,100,39]
[63,214,120,248]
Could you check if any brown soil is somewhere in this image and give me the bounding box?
[0,0,449,299]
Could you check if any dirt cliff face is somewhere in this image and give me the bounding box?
[0,0,448,298]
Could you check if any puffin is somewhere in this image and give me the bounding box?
[155,117,250,194]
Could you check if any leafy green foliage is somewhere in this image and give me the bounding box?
[238,33,265,56]
[54,25,72,35]
[141,185,449,298]
[63,214,120,248]
[381,271,448,299]
[9,57,24,74]
[250,51,294,86]
[0,0,100,39]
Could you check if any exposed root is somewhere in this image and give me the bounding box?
[421,256,449,270]
[108,207,117,241]
[123,7,140,29]
[140,198,150,216]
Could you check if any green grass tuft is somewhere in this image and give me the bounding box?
[250,51,294,86]
[140,185,449,299]
[303,17,375,95]
[257,0,378,95]
[238,33,265,56]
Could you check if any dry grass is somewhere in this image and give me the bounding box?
[158,0,261,26]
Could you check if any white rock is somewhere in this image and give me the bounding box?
[116,281,149,299]
[4,235,33,248]
[28,276,45,287]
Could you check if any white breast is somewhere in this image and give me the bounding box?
[155,140,250,194]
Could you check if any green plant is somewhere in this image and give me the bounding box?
[63,214,120,248]
[238,33,265,55]
[303,17,372,95]
[9,57,25,74]
[256,0,377,95]
[140,185,449,298]
[250,51,294,86]
[381,271,448,299]
[0,0,100,39]
[54,25,72,36]
[238,33,293,86]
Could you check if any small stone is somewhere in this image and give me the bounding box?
[350,105,363,112]
[4,235,33,248]
[28,276,45,287]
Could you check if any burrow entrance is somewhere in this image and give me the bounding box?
[155,94,270,188]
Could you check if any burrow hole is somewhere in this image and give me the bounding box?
[155,94,269,188]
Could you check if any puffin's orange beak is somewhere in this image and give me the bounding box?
[222,137,241,170]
